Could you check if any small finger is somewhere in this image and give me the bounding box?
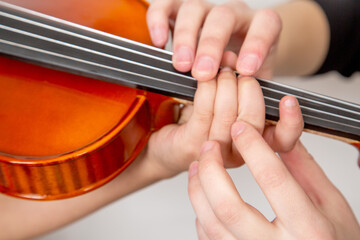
[236,9,282,76]
[264,95,304,152]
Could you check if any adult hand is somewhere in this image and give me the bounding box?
[147,0,282,80]
[188,122,360,239]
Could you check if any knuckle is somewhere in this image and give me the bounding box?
[246,35,268,52]
[184,0,206,10]
[255,167,287,190]
[204,227,224,239]
[213,200,242,226]
[193,108,214,123]
[214,111,237,126]
[211,5,235,18]
[233,130,256,148]
[174,27,195,40]
[303,219,336,239]
[201,221,225,240]
[146,8,165,23]
[257,9,282,30]
[200,36,224,49]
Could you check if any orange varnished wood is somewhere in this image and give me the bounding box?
[0,0,178,200]
[353,142,360,168]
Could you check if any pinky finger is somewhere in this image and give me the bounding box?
[264,95,303,152]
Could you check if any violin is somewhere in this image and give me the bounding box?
[0,0,359,200]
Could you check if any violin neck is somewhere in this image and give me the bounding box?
[1,2,360,143]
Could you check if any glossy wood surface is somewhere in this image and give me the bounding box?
[0,0,177,200]
[353,142,360,167]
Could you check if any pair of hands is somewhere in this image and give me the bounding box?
[145,0,292,179]
[145,0,360,239]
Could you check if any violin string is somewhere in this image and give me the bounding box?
[0,1,173,58]
[3,37,360,136]
[0,24,195,87]
[2,25,359,126]
[264,97,360,129]
[1,4,359,110]
[1,6,359,114]
[4,20,358,125]
[1,4,360,137]
[1,26,360,127]
[0,39,194,91]
[261,85,360,120]
[0,11,178,68]
[2,43,360,137]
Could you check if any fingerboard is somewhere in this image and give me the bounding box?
[1,2,360,142]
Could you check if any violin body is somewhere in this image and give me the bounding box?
[1,0,360,201]
[0,0,177,200]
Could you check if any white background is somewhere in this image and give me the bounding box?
[37,0,360,239]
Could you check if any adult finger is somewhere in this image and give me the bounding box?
[263,95,304,152]
[279,141,353,216]
[147,0,181,47]
[236,9,282,76]
[231,121,321,231]
[195,219,211,240]
[192,1,252,81]
[220,51,238,70]
[237,76,265,134]
[172,0,211,72]
[197,141,276,239]
[188,161,236,240]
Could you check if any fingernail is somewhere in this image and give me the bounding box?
[284,97,298,109]
[220,66,233,73]
[188,161,198,178]
[174,46,193,66]
[231,121,246,137]
[238,54,260,76]
[201,141,215,154]
[194,56,215,78]
[150,26,167,46]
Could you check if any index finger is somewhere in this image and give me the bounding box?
[231,120,320,229]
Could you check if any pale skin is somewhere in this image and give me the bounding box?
[188,126,360,240]
[147,0,360,239]
[146,0,330,79]
[0,0,357,239]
